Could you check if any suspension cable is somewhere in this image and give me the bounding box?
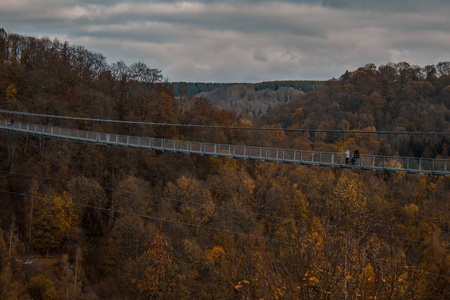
[1,109,449,136]
[1,188,448,279]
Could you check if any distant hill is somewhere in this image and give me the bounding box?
[171,81,324,118]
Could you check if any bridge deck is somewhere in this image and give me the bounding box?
[1,120,448,175]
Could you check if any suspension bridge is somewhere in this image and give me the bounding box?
[1,119,449,176]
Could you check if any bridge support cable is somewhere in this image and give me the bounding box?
[1,109,449,136]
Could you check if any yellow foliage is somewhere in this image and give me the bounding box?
[310,217,325,235]
[404,203,419,219]
[275,287,285,296]
[242,176,256,200]
[205,246,226,264]
[363,263,375,282]
[134,232,179,297]
[25,274,59,300]
[165,175,215,226]
[274,219,297,242]
[427,182,436,193]
[308,276,319,286]
[5,84,17,102]
[385,158,402,169]
[239,119,253,127]
[31,192,78,251]
[329,172,368,228]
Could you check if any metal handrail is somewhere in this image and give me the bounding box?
[1,119,448,175]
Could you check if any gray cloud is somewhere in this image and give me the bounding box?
[1,1,449,82]
[322,0,450,13]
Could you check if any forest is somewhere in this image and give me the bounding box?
[0,30,449,299]
[172,80,324,119]
[171,81,323,98]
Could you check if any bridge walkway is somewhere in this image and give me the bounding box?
[1,119,448,176]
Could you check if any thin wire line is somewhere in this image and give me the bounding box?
[1,189,448,280]
[1,109,449,136]
[0,189,295,247]
[2,170,448,249]
[0,170,327,232]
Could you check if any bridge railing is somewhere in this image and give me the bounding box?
[1,119,448,175]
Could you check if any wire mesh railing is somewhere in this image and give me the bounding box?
[1,120,448,175]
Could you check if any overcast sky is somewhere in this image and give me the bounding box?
[1,0,450,82]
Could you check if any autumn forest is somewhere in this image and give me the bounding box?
[0,31,449,299]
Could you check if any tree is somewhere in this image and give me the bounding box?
[23,178,39,254]
[0,227,23,299]
[206,158,260,235]
[110,175,152,218]
[164,175,215,231]
[5,83,17,102]
[436,61,450,76]
[110,215,157,261]
[68,176,108,238]
[31,191,78,256]
[129,62,163,85]
[129,232,180,299]
[25,274,59,300]
[328,171,368,230]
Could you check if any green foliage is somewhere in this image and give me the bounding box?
[171,80,324,97]
[254,80,324,93]
[171,82,235,96]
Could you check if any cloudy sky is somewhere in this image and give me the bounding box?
[1,0,450,82]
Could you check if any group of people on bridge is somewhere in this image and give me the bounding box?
[344,149,360,165]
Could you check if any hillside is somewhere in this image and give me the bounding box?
[258,63,450,158]
[171,80,324,118]
[0,31,449,299]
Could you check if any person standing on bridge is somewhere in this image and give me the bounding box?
[344,149,350,164]
[353,149,360,165]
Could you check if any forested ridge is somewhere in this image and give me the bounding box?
[259,63,450,158]
[172,81,323,97]
[0,31,449,299]
[172,81,324,118]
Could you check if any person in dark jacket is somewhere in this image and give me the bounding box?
[353,149,360,165]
